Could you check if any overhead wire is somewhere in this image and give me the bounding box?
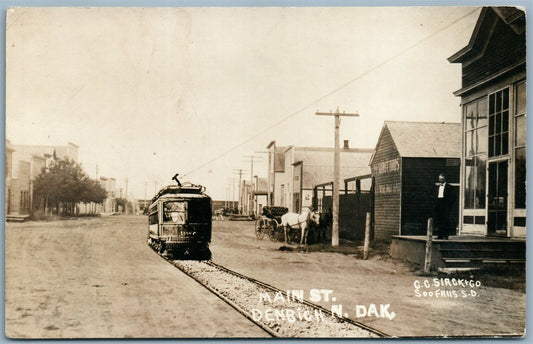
[182,7,481,178]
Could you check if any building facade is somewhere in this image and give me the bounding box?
[370,121,461,241]
[99,177,117,213]
[267,140,373,213]
[449,7,526,238]
[252,177,268,217]
[6,141,78,215]
[266,141,287,207]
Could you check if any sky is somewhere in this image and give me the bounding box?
[6,6,483,200]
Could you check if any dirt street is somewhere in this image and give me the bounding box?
[210,219,525,337]
[5,216,267,338]
[6,215,525,338]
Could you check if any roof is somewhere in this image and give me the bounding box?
[293,148,373,188]
[375,121,461,160]
[448,7,525,63]
[151,184,209,203]
[292,146,373,153]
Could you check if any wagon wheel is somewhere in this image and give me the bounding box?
[255,218,266,240]
[268,220,279,241]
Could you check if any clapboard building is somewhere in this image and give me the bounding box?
[448,7,526,239]
[267,140,373,213]
[370,121,461,241]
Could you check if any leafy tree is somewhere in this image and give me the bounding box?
[33,158,107,215]
[81,179,108,205]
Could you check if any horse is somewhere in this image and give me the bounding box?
[212,209,225,221]
[316,209,332,243]
[280,207,320,246]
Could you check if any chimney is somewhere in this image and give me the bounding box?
[343,140,349,149]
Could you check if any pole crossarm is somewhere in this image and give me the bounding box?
[315,108,359,117]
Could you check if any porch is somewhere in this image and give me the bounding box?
[390,235,526,272]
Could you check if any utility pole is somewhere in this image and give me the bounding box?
[227,178,238,210]
[242,155,265,215]
[125,178,129,199]
[95,164,99,180]
[316,107,359,247]
[225,186,229,209]
[232,169,246,214]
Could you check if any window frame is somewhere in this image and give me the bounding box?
[463,96,488,211]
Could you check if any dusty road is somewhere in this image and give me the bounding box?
[211,219,525,337]
[6,215,525,338]
[5,216,267,338]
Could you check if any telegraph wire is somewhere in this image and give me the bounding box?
[182,7,481,178]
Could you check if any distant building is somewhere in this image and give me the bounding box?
[6,141,78,216]
[266,141,287,207]
[239,180,252,215]
[449,7,526,239]
[137,199,151,213]
[99,177,117,213]
[266,140,373,213]
[370,121,461,241]
[252,177,268,217]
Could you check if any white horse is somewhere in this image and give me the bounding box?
[280,207,320,245]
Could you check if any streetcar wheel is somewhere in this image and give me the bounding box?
[255,218,266,240]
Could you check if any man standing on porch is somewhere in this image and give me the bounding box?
[434,173,454,240]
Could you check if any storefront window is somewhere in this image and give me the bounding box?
[515,147,526,209]
[464,96,488,210]
[464,156,486,209]
[488,88,510,157]
[514,81,526,209]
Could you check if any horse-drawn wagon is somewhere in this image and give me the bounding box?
[255,206,289,241]
[255,206,321,245]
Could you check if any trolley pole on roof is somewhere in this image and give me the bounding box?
[316,107,359,247]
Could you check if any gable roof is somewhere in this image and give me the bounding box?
[448,6,525,64]
[374,121,461,160]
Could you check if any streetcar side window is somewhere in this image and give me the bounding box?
[149,209,159,225]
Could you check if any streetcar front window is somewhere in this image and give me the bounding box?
[163,201,186,224]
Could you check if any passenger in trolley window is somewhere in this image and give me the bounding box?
[433,173,455,240]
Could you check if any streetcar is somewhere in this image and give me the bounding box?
[147,174,212,260]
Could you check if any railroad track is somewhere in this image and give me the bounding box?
[155,250,390,338]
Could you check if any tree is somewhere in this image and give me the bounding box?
[33,158,107,215]
[115,197,128,213]
[81,179,107,205]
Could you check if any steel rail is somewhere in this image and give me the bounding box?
[155,252,278,338]
[206,260,392,338]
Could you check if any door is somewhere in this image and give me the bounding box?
[487,160,508,236]
[293,193,300,213]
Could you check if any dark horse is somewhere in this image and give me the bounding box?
[307,209,332,244]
